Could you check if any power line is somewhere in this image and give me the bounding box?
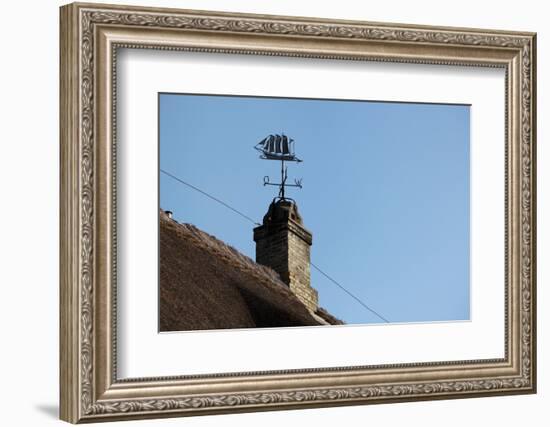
[160,168,390,323]
[311,263,389,323]
[161,169,260,226]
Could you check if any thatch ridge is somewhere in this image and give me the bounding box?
[159,209,328,331]
[315,307,345,325]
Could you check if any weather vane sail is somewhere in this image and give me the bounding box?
[254,133,303,201]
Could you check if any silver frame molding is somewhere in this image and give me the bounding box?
[60,2,537,423]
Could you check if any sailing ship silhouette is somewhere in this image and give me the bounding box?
[254,133,303,201]
[254,134,302,162]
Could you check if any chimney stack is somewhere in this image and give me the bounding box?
[253,200,318,312]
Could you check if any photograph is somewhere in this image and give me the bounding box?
[158,93,471,332]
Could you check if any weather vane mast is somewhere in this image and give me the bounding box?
[254,134,303,201]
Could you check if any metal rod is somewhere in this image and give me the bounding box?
[280,158,285,200]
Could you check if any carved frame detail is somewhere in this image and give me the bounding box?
[60,2,536,423]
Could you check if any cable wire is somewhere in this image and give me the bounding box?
[160,168,390,323]
[311,263,389,323]
[161,169,260,226]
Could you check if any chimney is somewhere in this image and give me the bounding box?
[253,200,318,312]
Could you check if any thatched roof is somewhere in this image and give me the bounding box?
[159,210,342,331]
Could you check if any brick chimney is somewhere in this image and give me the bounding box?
[253,200,318,312]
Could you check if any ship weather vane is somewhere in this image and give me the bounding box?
[254,133,303,201]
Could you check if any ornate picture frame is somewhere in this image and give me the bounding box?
[60,2,536,423]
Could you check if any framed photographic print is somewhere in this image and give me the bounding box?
[59,2,537,423]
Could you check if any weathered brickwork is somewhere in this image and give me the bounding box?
[253,201,318,312]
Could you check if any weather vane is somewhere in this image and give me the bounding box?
[254,134,303,201]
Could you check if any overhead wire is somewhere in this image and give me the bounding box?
[161,169,261,226]
[160,168,390,323]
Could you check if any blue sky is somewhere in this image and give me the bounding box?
[159,93,470,325]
